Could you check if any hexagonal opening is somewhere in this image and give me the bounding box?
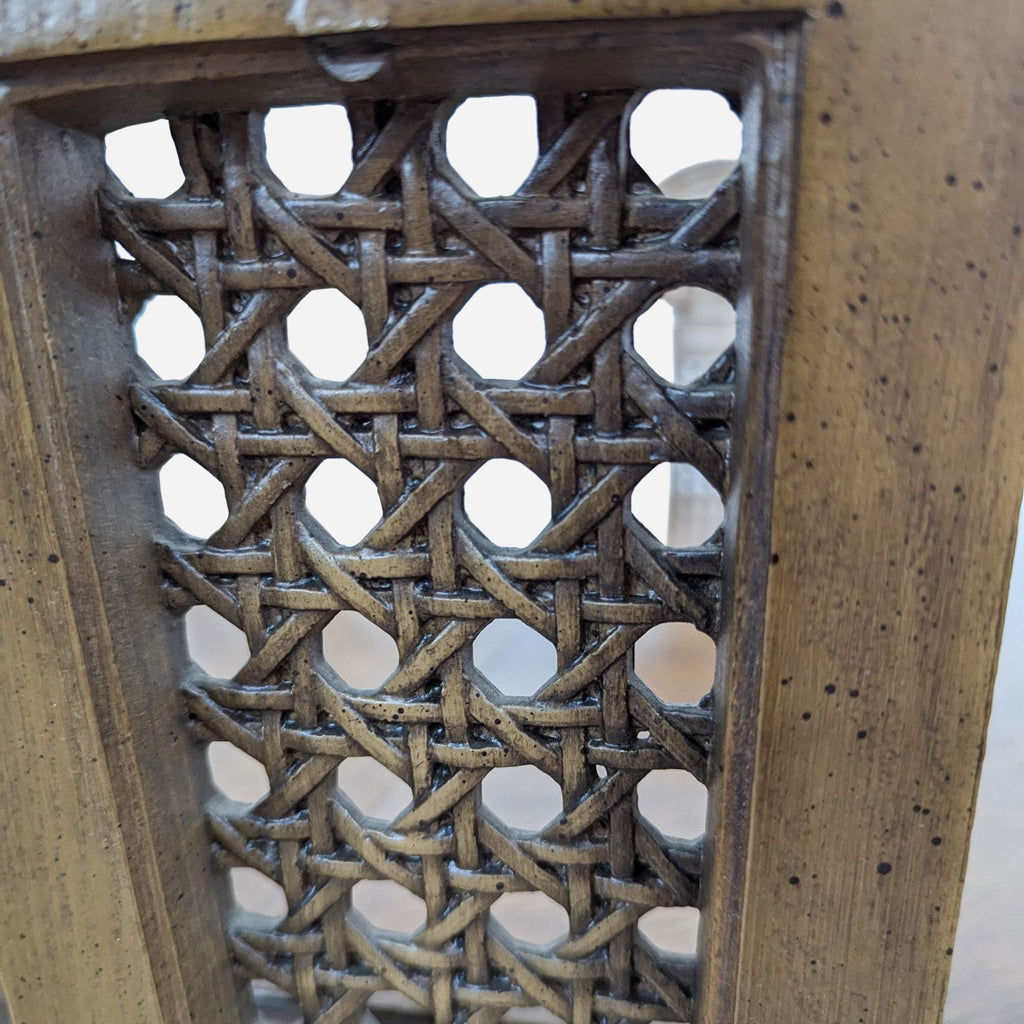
[336,757,412,822]
[631,297,676,383]
[207,741,270,805]
[186,605,250,678]
[463,460,551,549]
[638,905,700,956]
[286,289,368,381]
[453,283,545,380]
[473,619,556,698]
[629,90,740,188]
[322,610,399,692]
[632,288,736,387]
[634,622,716,705]
[264,104,353,196]
[230,867,288,923]
[305,459,382,546]
[133,295,206,380]
[159,453,228,540]
[481,765,562,833]
[351,879,427,936]
[490,891,569,947]
[630,463,723,548]
[446,96,538,197]
[637,769,707,840]
[104,119,184,198]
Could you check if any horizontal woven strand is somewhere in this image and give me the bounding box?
[109,86,739,1024]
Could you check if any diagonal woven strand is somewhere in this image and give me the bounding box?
[107,90,740,1024]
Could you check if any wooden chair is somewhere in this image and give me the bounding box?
[0,3,1020,1023]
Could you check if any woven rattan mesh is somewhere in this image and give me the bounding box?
[106,89,739,1024]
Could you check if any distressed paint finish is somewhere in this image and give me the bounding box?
[0,2,1019,1024]
[88,19,800,1022]
[0,2,778,64]
[0,108,244,1024]
[734,3,1024,1022]
[0,122,166,1022]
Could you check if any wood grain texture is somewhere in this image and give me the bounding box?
[0,107,243,1024]
[697,29,803,1023]
[0,1,782,64]
[82,22,787,1022]
[735,2,1024,1023]
[0,2,1019,1023]
[0,114,167,1024]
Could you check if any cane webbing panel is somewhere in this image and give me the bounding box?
[106,83,740,1024]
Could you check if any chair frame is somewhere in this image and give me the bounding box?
[0,3,1021,1024]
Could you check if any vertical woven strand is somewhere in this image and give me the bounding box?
[109,76,740,1023]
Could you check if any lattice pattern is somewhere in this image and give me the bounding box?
[105,92,740,1024]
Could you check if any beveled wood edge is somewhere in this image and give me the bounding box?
[0,101,245,1024]
[0,106,178,1023]
[0,0,814,67]
[698,23,804,1022]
